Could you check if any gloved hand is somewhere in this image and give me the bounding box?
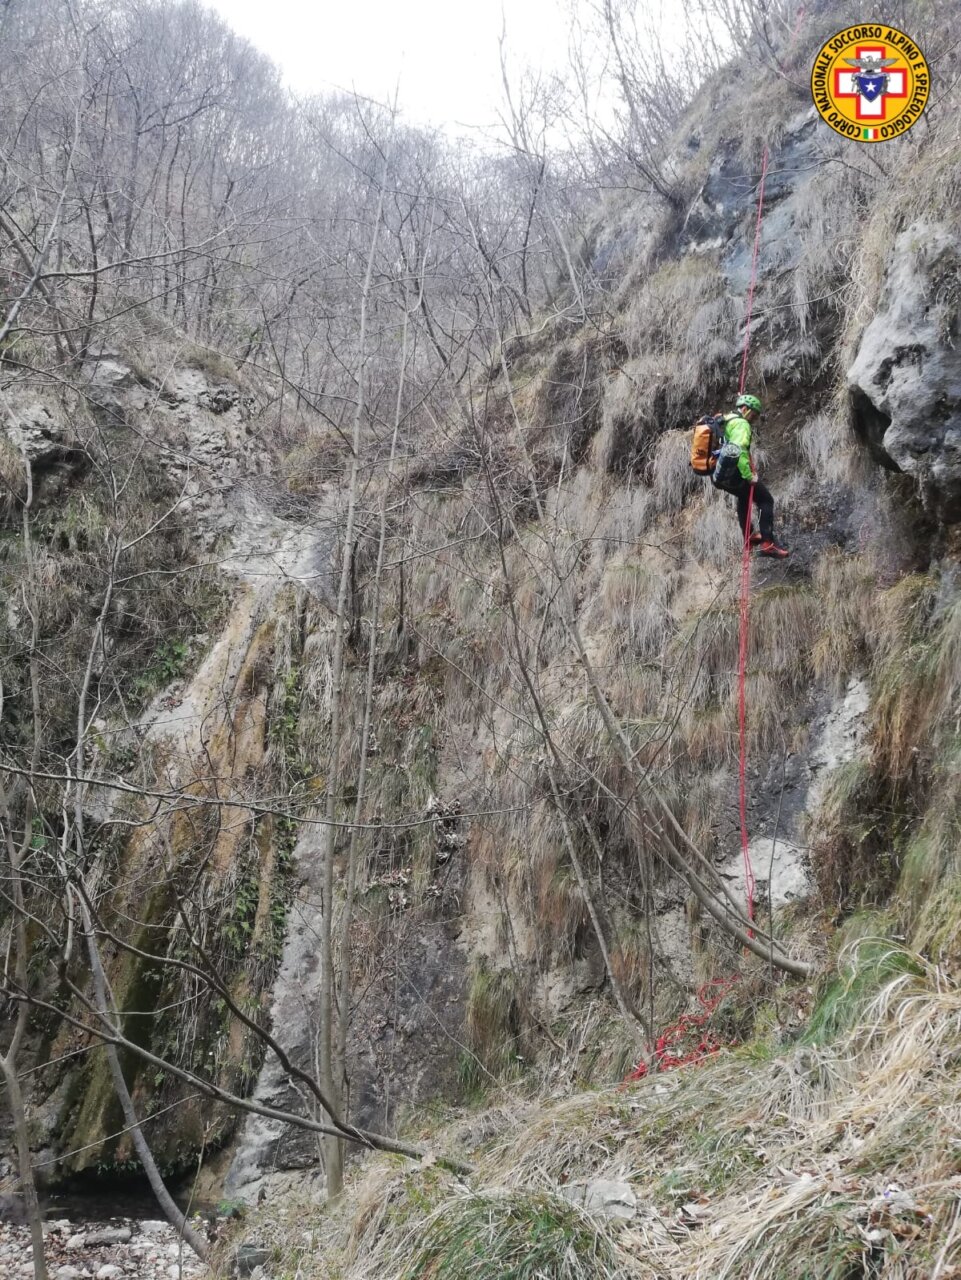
[750,471,759,484]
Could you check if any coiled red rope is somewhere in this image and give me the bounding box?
[624,976,741,1080]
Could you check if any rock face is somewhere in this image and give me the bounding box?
[2,354,267,539]
[81,355,262,544]
[692,108,822,280]
[847,222,961,522]
[3,400,88,497]
[224,821,468,1203]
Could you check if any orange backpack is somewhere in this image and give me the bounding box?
[690,414,726,475]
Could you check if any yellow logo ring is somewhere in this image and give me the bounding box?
[811,24,929,143]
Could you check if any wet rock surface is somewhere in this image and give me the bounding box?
[0,1218,210,1280]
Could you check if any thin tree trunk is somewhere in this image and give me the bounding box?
[474,417,652,1042]
[0,782,48,1280]
[80,911,208,1261]
[334,291,411,1112]
[318,125,393,1202]
[67,516,207,1259]
[0,1057,47,1280]
[0,457,49,1280]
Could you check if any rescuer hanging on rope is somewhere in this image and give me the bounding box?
[712,393,789,559]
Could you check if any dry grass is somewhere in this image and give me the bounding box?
[516,798,588,962]
[396,1188,623,1279]
[778,148,864,342]
[671,583,818,763]
[807,760,897,913]
[0,431,27,513]
[621,256,736,409]
[798,411,852,486]
[581,478,655,593]
[650,428,702,514]
[251,945,961,1280]
[463,962,525,1084]
[594,254,736,478]
[806,570,961,920]
[686,486,741,570]
[811,551,877,686]
[594,368,654,477]
[870,575,952,784]
[596,559,675,659]
[283,425,350,492]
[900,747,961,962]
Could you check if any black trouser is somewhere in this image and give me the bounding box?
[734,477,775,542]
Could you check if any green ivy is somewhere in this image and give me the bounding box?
[132,637,191,700]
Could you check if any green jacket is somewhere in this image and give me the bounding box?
[724,413,755,482]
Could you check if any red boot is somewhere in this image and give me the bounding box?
[757,539,790,558]
[748,532,763,547]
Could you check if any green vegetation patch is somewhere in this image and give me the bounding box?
[803,937,922,1047]
[402,1190,620,1280]
[462,963,524,1094]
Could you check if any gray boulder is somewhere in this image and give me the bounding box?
[847,222,961,522]
[5,402,68,466]
[560,1178,638,1220]
[3,400,88,502]
[234,1243,270,1276]
[85,1227,132,1245]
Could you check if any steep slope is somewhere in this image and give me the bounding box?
[1,4,960,1275]
[220,84,961,1216]
[216,4,961,1271]
[247,948,961,1278]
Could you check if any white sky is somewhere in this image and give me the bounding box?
[202,0,574,136]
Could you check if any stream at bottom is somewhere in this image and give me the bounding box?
[0,1179,229,1280]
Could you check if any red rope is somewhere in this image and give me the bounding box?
[735,146,769,934]
[624,144,771,1087]
[624,976,740,1081]
[738,486,756,932]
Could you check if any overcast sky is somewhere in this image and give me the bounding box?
[202,0,574,135]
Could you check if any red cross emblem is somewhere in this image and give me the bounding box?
[834,44,907,121]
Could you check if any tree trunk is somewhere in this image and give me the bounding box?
[82,913,208,1261]
[318,121,393,1203]
[0,1056,48,1280]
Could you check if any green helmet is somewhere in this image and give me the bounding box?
[736,393,762,415]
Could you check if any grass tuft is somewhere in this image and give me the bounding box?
[400,1189,622,1280]
[803,936,922,1047]
[464,962,525,1086]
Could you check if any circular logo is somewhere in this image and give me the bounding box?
[811,24,929,143]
